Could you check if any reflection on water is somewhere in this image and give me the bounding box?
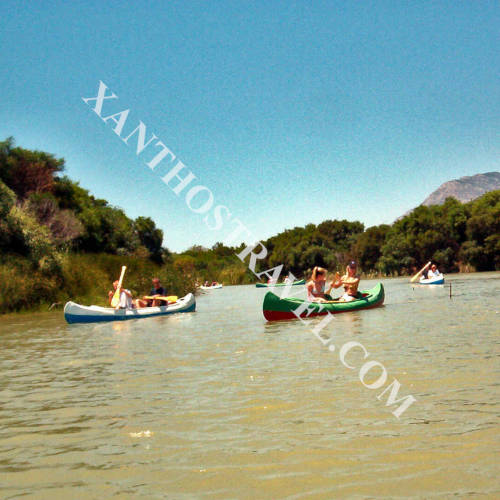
[0,273,499,498]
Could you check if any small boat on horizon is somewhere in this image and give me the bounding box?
[256,279,306,288]
[200,283,223,290]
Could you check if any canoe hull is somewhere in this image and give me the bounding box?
[64,293,196,324]
[263,283,384,321]
[256,279,305,288]
[200,284,223,290]
[418,275,444,285]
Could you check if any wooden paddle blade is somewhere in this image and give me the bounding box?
[410,261,431,283]
[110,292,120,308]
[143,295,178,302]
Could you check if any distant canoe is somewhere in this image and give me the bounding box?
[418,274,445,285]
[200,284,223,290]
[256,279,306,288]
[263,283,384,321]
[64,294,196,324]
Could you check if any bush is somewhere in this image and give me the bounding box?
[0,253,199,314]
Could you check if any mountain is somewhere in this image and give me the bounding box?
[422,172,500,206]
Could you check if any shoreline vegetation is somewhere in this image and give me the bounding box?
[1,137,499,314]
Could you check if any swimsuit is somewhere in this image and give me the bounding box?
[308,281,325,301]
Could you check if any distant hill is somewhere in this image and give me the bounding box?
[422,172,500,206]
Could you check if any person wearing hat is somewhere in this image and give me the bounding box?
[331,261,360,302]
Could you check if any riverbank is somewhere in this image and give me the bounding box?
[1,265,492,317]
[0,250,260,314]
[0,253,196,314]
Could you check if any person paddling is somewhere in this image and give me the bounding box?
[108,280,135,309]
[306,266,335,302]
[136,278,166,307]
[331,260,360,302]
[426,263,441,278]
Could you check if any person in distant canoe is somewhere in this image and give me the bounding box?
[108,280,135,309]
[307,266,335,302]
[426,264,440,278]
[331,260,360,302]
[136,278,165,307]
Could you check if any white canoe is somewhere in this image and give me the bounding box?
[64,293,196,324]
[200,284,223,290]
[419,274,445,285]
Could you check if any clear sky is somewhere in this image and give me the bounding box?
[1,0,498,251]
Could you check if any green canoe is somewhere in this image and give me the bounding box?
[256,279,306,288]
[263,283,384,321]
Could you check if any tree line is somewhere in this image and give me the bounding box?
[256,193,499,276]
[0,137,498,312]
[0,137,166,269]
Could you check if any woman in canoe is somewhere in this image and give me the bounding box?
[306,266,335,302]
[331,260,360,302]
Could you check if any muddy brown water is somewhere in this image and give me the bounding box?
[0,273,498,498]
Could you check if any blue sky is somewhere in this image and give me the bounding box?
[1,0,498,251]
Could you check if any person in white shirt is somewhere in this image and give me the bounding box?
[427,264,440,278]
[108,280,135,309]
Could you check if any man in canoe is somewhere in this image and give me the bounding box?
[136,278,166,307]
[331,260,361,302]
[108,280,135,309]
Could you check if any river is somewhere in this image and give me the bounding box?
[0,273,498,498]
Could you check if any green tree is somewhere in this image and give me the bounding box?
[460,191,500,270]
[0,137,65,199]
[134,216,164,262]
[353,224,390,272]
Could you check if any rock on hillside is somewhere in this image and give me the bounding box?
[422,172,500,206]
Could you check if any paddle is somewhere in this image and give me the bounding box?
[110,266,127,308]
[143,295,178,303]
[410,261,431,283]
